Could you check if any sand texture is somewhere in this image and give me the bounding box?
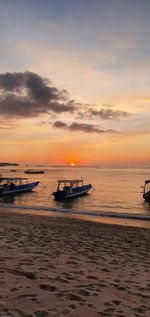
[0,208,150,317]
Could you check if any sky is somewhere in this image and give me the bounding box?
[0,0,150,166]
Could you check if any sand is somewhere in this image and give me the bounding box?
[0,207,150,317]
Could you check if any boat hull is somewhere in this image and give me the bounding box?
[24,171,44,174]
[143,191,150,203]
[0,181,39,195]
[53,184,92,200]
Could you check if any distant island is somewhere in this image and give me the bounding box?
[0,162,19,166]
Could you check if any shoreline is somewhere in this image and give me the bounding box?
[0,207,150,316]
[0,204,150,229]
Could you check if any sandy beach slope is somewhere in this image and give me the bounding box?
[0,208,150,317]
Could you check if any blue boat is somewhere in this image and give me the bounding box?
[52,178,92,200]
[0,176,39,195]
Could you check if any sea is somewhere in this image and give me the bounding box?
[0,166,150,227]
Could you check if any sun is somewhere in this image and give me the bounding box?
[70,162,75,167]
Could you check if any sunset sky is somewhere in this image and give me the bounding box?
[0,0,150,166]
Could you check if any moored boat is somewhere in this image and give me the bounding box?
[52,178,92,200]
[0,176,39,195]
[24,169,44,174]
[141,180,150,203]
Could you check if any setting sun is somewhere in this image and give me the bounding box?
[70,162,75,167]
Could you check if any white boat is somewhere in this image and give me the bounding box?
[0,176,39,195]
[52,179,92,200]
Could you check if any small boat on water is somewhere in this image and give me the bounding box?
[141,180,150,203]
[52,178,92,200]
[0,176,39,195]
[24,169,44,174]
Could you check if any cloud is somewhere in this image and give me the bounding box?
[0,70,133,138]
[0,71,76,117]
[77,107,132,120]
[53,121,118,134]
[0,119,16,130]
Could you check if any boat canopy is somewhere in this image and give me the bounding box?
[0,177,28,185]
[0,177,28,181]
[145,180,150,184]
[57,179,83,184]
[56,179,84,191]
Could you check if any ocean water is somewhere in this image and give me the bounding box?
[0,166,150,223]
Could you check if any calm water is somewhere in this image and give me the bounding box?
[0,166,150,222]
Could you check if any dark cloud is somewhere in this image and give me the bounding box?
[54,121,68,129]
[53,121,118,134]
[0,71,133,131]
[0,71,76,117]
[77,108,132,120]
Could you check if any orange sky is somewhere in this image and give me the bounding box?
[0,0,150,166]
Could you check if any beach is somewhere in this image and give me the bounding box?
[0,207,150,317]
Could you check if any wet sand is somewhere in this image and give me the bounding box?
[0,207,150,317]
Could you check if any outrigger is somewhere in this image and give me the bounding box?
[0,176,39,195]
[52,178,92,200]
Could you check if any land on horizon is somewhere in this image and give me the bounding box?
[0,162,19,166]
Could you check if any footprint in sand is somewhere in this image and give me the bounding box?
[2,308,25,317]
[39,284,56,292]
[76,289,90,297]
[67,293,82,301]
[34,310,49,317]
[87,275,98,280]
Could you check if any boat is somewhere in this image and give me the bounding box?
[52,178,92,200]
[141,180,150,203]
[24,169,44,174]
[0,176,39,195]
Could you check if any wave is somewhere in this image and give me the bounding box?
[0,203,150,221]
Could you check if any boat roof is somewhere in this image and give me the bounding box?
[145,180,150,184]
[0,177,28,181]
[57,179,83,184]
